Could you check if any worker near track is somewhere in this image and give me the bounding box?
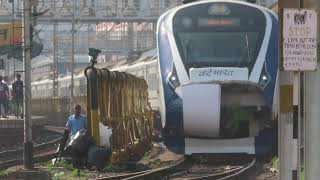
[12,74,23,119]
[0,76,9,118]
[66,104,87,137]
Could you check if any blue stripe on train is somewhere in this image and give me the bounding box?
[255,131,273,155]
[158,17,185,153]
[263,13,278,108]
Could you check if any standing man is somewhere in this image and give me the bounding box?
[0,76,9,118]
[12,74,23,119]
[66,104,87,137]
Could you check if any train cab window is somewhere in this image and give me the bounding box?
[179,32,260,67]
[173,2,266,74]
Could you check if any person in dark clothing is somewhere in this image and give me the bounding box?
[12,74,23,119]
[0,76,9,118]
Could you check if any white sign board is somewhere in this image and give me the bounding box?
[283,9,318,71]
[189,67,248,82]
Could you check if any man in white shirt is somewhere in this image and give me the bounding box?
[2,76,11,115]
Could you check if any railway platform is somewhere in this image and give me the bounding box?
[0,116,47,146]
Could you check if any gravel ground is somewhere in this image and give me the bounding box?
[34,142,184,180]
[88,142,184,179]
[137,142,184,169]
[33,141,278,180]
[248,157,278,180]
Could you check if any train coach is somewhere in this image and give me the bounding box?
[157,0,278,155]
[30,50,160,124]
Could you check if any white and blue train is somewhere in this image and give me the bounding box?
[157,0,278,155]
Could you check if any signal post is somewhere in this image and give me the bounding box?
[279,1,299,179]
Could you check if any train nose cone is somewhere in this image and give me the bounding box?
[177,83,221,138]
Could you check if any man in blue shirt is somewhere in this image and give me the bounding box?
[66,104,87,137]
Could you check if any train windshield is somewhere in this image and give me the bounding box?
[177,32,260,68]
[172,2,266,73]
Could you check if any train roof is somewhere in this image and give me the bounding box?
[108,49,157,71]
[164,0,277,19]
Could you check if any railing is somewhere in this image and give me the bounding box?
[0,0,183,23]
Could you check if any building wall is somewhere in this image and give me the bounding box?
[0,23,22,46]
[256,0,277,7]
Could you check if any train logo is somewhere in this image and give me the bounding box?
[294,11,308,25]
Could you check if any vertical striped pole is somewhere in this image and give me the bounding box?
[279,1,301,179]
[292,72,300,180]
[85,67,100,145]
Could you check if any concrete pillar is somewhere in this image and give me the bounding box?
[279,71,295,180]
[305,72,320,180]
[278,1,300,179]
[304,1,320,180]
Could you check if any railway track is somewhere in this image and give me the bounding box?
[97,155,257,180]
[0,127,64,170]
[43,126,66,134]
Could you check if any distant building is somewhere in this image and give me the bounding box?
[256,0,277,7]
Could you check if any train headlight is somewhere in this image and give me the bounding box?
[262,75,268,81]
[259,61,271,88]
[259,74,269,87]
[168,67,180,89]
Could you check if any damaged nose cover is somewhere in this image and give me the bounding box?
[177,83,221,138]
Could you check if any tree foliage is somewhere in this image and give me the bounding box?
[0,40,43,61]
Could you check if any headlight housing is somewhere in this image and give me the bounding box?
[259,61,271,88]
[167,66,180,89]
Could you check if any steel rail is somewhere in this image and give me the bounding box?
[96,169,153,180]
[0,138,60,170]
[99,157,257,180]
[97,158,185,180]
[216,158,257,180]
[194,158,257,180]
[0,138,60,162]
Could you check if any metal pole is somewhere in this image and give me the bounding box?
[279,72,294,180]
[22,0,33,169]
[296,2,304,180]
[11,0,16,79]
[70,0,75,113]
[278,1,300,180]
[5,57,8,77]
[304,0,320,179]
[53,22,57,96]
[300,0,304,8]
[292,72,299,180]
[11,0,15,79]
